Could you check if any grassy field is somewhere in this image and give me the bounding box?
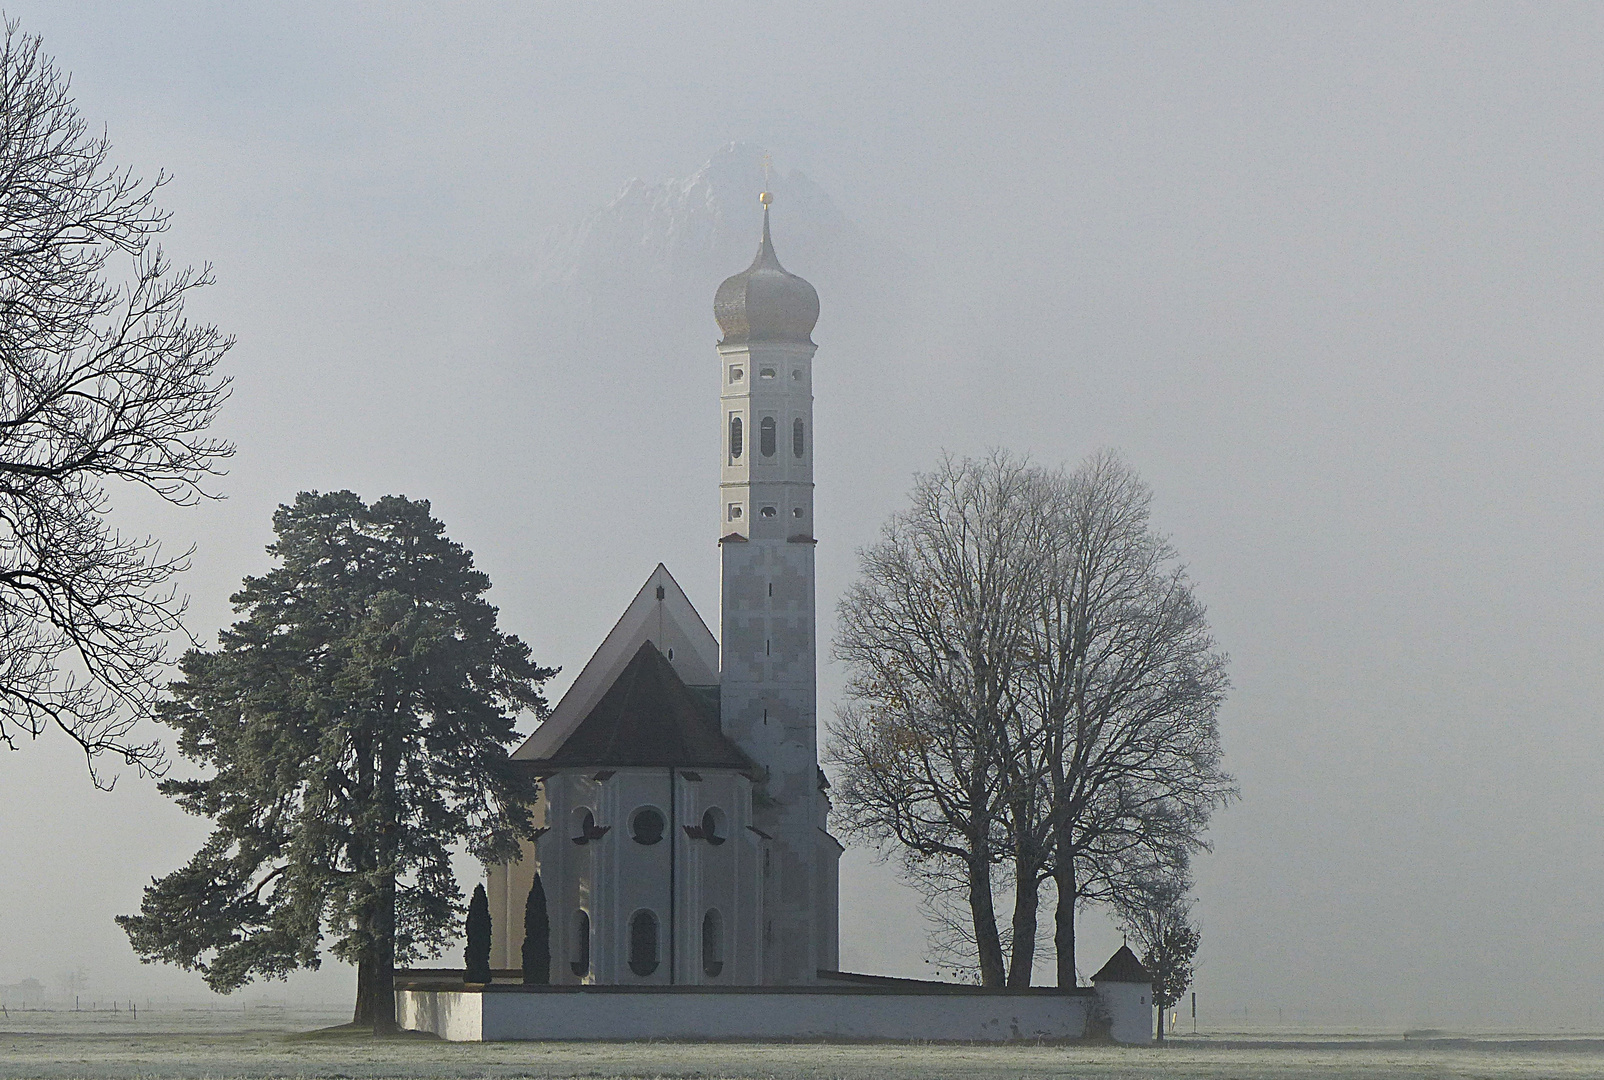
[3,1010,1603,1079]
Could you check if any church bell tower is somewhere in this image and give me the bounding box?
[715,191,839,983]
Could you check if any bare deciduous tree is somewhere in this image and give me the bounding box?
[832,449,1233,988]
[0,21,232,785]
[832,452,1048,987]
[1025,451,1233,986]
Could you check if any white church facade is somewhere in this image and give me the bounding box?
[482,199,839,988]
[398,196,1154,1043]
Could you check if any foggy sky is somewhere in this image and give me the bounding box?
[2,2,1601,1029]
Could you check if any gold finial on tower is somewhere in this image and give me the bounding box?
[759,151,774,206]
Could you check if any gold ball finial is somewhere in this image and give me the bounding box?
[759,190,773,207]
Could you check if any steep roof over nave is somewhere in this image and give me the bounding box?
[524,640,753,771]
[514,563,719,763]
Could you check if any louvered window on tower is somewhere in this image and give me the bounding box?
[793,418,805,457]
[760,416,776,457]
[729,415,743,459]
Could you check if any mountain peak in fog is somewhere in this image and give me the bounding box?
[540,142,868,296]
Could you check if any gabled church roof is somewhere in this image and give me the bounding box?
[1091,945,1153,984]
[514,564,719,763]
[526,641,753,771]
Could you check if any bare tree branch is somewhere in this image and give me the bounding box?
[0,20,233,786]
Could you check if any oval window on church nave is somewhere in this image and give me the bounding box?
[631,807,665,845]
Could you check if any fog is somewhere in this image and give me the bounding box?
[1,3,1600,1029]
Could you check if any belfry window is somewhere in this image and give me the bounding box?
[702,909,724,978]
[793,418,805,458]
[571,910,591,977]
[759,416,776,457]
[629,910,660,976]
[571,809,595,846]
[729,366,744,383]
[729,415,743,460]
[760,367,776,379]
[760,506,777,518]
[701,808,727,846]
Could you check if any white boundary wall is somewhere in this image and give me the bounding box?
[398,984,1150,1043]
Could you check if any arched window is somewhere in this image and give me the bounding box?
[571,808,595,846]
[702,909,724,978]
[571,910,590,977]
[759,416,776,457]
[793,418,805,458]
[729,415,743,460]
[631,807,665,845]
[701,807,726,846]
[629,910,659,976]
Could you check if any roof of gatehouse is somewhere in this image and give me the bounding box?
[1091,945,1153,985]
[523,640,753,772]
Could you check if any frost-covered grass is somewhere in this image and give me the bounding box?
[3,1011,1604,1079]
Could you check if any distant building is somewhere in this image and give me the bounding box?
[485,199,841,986]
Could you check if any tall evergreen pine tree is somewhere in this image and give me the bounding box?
[118,492,554,1030]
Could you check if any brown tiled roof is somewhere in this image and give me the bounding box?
[525,641,753,771]
[1091,945,1153,984]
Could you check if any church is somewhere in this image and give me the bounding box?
[483,192,841,987]
[400,193,1154,1043]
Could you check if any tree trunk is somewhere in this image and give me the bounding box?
[351,725,401,1033]
[353,954,380,1027]
[1053,844,1077,987]
[371,872,398,1032]
[349,875,398,1032]
[967,854,1007,987]
[1006,857,1039,988]
[370,729,401,1033]
[1155,999,1165,1042]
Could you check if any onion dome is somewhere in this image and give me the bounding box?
[715,197,819,346]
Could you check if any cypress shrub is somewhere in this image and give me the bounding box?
[522,873,551,985]
[465,883,492,984]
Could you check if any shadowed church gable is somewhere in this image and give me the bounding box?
[514,564,717,762]
[524,641,752,771]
